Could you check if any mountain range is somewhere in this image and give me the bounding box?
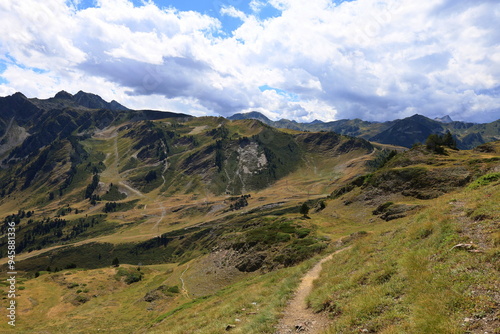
[229,111,500,149]
[0,91,498,333]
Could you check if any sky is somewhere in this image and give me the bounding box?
[0,0,499,123]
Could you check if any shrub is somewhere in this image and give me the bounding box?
[425,131,457,154]
[467,173,500,189]
[124,271,143,284]
[115,267,143,284]
[167,285,180,294]
[296,228,311,238]
[74,295,89,304]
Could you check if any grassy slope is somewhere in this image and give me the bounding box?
[0,119,373,332]
[305,145,500,334]
[6,178,496,333]
[308,182,499,334]
[0,261,316,333]
[1,117,498,333]
[0,117,371,253]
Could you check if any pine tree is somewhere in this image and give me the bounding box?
[300,203,310,217]
[442,131,457,149]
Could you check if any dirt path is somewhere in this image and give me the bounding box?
[151,199,166,233]
[179,264,190,298]
[118,180,144,198]
[275,247,350,334]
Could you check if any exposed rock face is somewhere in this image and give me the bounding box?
[235,253,267,272]
[238,142,267,175]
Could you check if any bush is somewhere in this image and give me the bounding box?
[74,295,89,304]
[104,202,118,213]
[296,228,311,238]
[115,267,143,284]
[425,131,457,154]
[124,271,143,284]
[467,173,500,189]
[167,285,180,294]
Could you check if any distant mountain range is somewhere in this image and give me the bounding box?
[0,90,369,202]
[0,91,190,155]
[0,91,498,154]
[229,112,500,149]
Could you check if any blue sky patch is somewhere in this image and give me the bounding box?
[0,60,7,84]
[152,0,254,34]
[73,0,280,34]
[476,85,500,97]
[259,85,300,102]
[3,54,48,75]
[257,5,281,20]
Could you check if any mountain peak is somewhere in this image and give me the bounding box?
[74,90,98,99]
[228,111,272,123]
[12,92,28,100]
[408,113,427,120]
[434,115,453,123]
[54,90,74,100]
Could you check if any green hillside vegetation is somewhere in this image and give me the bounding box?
[2,140,498,333]
[0,92,498,333]
[309,178,500,334]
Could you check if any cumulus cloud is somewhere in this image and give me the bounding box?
[0,0,499,122]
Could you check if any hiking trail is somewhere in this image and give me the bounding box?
[275,247,350,333]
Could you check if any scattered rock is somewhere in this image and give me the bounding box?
[143,285,180,302]
[373,202,421,221]
[235,254,267,272]
[28,297,39,306]
[295,324,305,332]
[450,243,477,251]
[144,290,164,302]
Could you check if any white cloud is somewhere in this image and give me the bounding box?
[0,0,499,122]
[220,6,248,21]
